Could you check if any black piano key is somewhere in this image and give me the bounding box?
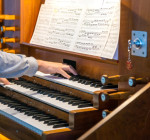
[77,79,84,83]
[68,99,82,104]
[56,95,71,100]
[90,82,101,87]
[33,114,49,119]
[46,120,62,126]
[70,75,80,81]
[71,100,90,106]
[15,106,30,110]
[38,90,50,95]
[50,93,63,98]
[69,76,75,81]
[90,83,95,87]
[59,96,79,102]
[44,119,58,124]
[8,104,23,108]
[80,79,91,84]
[24,111,40,115]
[17,108,34,112]
[78,103,93,108]
[101,85,118,89]
[7,102,20,106]
[32,114,47,118]
[41,90,57,96]
[47,91,61,97]
[62,98,76,102]
[84,80,93,85]
[1,101,15,105]
[39,116,54,121]
[94,84,102,88]
[53,123,68,128]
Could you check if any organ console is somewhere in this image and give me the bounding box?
[0,0,150,140]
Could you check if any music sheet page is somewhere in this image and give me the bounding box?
[30,0,120,59]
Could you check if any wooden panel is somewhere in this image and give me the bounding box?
[21,43,119,80]
[119,0,150,78]
[78,83,150,140]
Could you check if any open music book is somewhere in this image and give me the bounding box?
[30,0,120,60]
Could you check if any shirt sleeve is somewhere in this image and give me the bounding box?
[0,51,38,78]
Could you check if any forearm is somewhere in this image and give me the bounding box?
[0,51,38,78]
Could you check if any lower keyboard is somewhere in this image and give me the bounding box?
[0,95,68,135]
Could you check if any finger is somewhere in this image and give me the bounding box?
[58,69,71,79]
[65,65,77,75]
[0,78,10,85]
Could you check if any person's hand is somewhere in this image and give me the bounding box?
[37,60,77,79]
[0,78,10,85]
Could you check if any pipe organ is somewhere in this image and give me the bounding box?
[0,0,150,140]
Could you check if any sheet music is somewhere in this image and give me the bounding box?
[30,0,120,59]
[30,5,53,45]
[101,0,120,59]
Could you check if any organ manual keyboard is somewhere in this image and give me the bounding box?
[0,79,102,140]
[1,0,150,139]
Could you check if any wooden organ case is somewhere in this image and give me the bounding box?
[0,0,150,140]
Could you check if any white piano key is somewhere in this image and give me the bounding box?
[0,102,10,110]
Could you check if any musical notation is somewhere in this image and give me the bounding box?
[30,0,120,59]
